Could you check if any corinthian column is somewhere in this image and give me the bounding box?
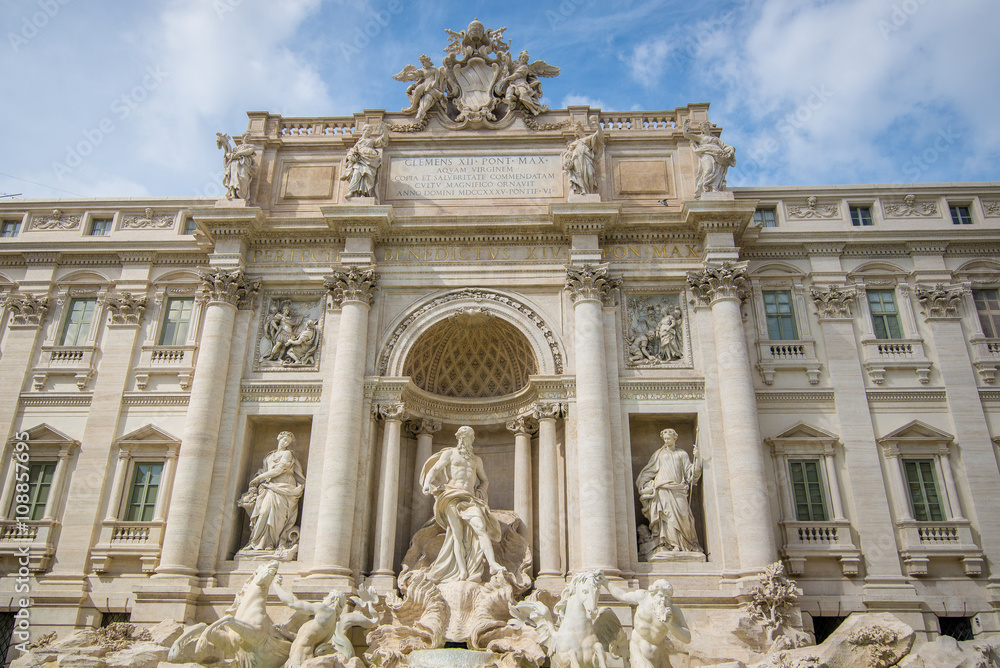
[410,418,441,534]
[506,416,534,541]
[310,266,378,580]
[533,401,562,579]
[566,264,621,573]
[371,402,405,589]
[157,269,259,576]
[687,262,776,571]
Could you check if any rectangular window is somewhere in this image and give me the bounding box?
[0,611,15,667]
[788,459,827,522]
[182,217,198,235]
[9,462,56,521]
[949,205,972,225]
[158,297,195,345]
[0,220,21,237]
[850,206,873,226]
[124,462,162,522]
[904,459,945,522]
[763,290,798,340]
[868,289,903,339]
[973,289,1000,338]
[754,208,777,227]
[89,218,113,236]
[60,298,97,346]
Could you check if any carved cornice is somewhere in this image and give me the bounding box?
[106,292,147,325]
[565,264,621,305]
[914,283,967,319]
[325,265,378,307]
[199,267,260,309]
[4,294,50,326]
[810,284,856,319]
[686,261,749,304]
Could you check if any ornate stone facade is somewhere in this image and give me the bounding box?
[1,20,1000,668]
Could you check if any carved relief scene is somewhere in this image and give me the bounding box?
[256,295,324,370]
[624,292,687,366]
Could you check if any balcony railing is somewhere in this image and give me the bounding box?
[755,339,822,384]
[134,345,197,390]
[32,345,98,391]
[0,519,56,571]
[91,520,163,573]
[970,338,1000,384]
[779,520,861,576]
[861,338,932,384]
[896,520,983,577]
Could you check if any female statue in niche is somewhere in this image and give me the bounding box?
[636,428,703,554]
[238,431,305,557]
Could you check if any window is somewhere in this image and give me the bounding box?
[101,612,131,627]
[0,612,15,667]
[763,290,798,340]
[867,289,902,339]
[89,217,113,236]
[10,462,56,521]
[124,462,162,522]
[788,459,827,521]
[904,459,944,522]
[973,289,1000,338]
[182,217,198,235]
[59,298,97,346]
[850,206,873,226]
[938,617,974,641]
[158,297,194,345]
[812,616,848,644]
[949,205,972,225]
[0,220,20,237]
[754,208,777,227]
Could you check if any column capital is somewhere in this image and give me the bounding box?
[326,265,378,308]
[914,283,968,319]
[565,263,621,305]
[377,402,406,422]
[199,267,260,309]
[686,261,749,304]
[506,416,537,436]
[810,284,857,319]
[532,401,563,421]
[106,291,148,326]
[3,293,50,327]
[408,418,442,437]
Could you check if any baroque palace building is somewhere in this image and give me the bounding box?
[1,21,999,666]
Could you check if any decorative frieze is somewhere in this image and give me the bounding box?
[883,194,936,217]
[240,382,323,404]
[619,380,704,401]
[106,292,147,326]
[983,200,1000,217]
[4,294,50,326]
[810,285,856,319]
[623,293,687,366]
[787,196,838,219]
[565,264,621,305]
[199,267,260,309]
[914,283,966,319]
[686,261,749,304]
[30,209,80,231]
[325,266,378,307]
[122,208,175,229]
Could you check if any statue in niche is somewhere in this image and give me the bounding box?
[216,131,258,201]
[682,119,736,198]
[496,50,560,115]
[626,295,684,365]
[259,299,321,368]
[419,425,506,583]
[238,431,305,559]
[562,122,605,195]
[340,123,388,198]
[637,428,703,554]
[599,574,691,668]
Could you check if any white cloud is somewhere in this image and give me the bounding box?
[620,36,674,87]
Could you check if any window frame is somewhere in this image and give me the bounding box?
[867,288,904,340]
[762,289,799,341]
[753,207,778,228]
[105,426,179,525]
[59,296,99,346]
[0,424,79,528]
[972,288,1000,338]
[787,458,829,522]
[158,296,196,346]
[17,461,57,521]
[849,204,874,227]
[949,203,973,225]
[0,218,22,237]
[123,461,164,522]
[903,458,945,522]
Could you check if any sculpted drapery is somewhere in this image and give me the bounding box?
[637,428,703,553]
[240,431,305,553]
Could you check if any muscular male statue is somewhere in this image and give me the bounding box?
[420,426,505,582]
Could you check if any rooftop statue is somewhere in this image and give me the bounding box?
[393,19,559,129]
[682,119,736,199]
[340,123,388,198]
[562,122,605,195]
[216,131,257,201]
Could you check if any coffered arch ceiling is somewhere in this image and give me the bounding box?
[403,310,538,399]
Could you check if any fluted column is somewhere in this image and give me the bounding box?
[565,264,620,573]
[506,416,534,541]
[311,266,378,579]
[410,418,441,534]
[688,262,777,571]
[157,269,258,576]
[533,401,562,578]
[372,402,405,588]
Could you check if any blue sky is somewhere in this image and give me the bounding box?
[2,0,998,200]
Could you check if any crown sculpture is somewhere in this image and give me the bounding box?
[393,19,560,130]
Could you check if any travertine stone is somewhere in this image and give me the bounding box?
[506,416,534,541]
[533,401,562,579]
[372,403,405,586]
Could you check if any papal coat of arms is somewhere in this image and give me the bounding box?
[393,19,560,129]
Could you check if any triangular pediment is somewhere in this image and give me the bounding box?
[879,420,953,444]
[117,424,179,445]
[12,423,78,446]
[768,421,839,442]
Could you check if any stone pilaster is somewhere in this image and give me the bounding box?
[533,401,563,580]
[565,264,620,573]
[409,418,441,536]
[0,294,50,446]
[156,269,259,578]
[310,266,378,582]
[506,416,535,541]
[371,402,405,590]
[687,261,777,572]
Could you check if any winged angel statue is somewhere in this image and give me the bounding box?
[393,19,560,128]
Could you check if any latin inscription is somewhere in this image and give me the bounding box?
[387,155,563,199]
[251,248,341,264]
[248,244,701,264]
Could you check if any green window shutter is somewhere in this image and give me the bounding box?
[789,459,828,522]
